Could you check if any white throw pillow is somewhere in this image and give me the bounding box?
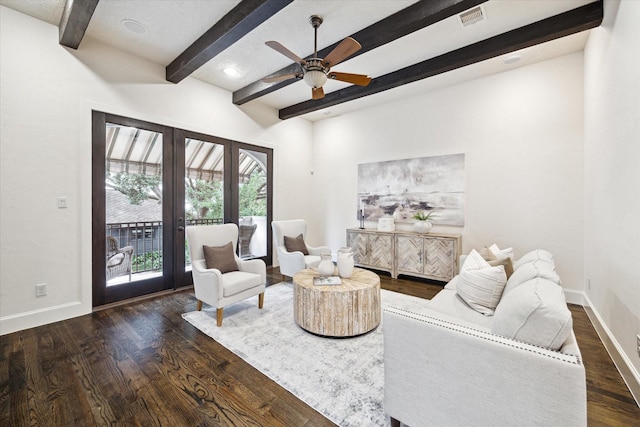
[503,261,562,295]
[513,249,554,270]
[457,265,507,316]
[489,243,514,260]
[460,249,491,272]
[492,278,573,351]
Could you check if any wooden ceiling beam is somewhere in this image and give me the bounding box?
[166,0,294,84]
[232,0,488,105]
[58,0,100,49]
[279,0,603,120]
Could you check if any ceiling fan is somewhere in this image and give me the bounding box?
[262,15,372,100]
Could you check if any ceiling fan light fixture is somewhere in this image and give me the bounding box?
[303,69,327,88]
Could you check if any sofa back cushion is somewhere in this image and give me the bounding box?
[503,260,561,295]
[492,278,572,350]
[513,249,554,270]
[456,265,507,316]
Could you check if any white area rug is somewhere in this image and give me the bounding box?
[182,282,428,427]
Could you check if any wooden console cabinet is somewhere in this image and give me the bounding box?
[346,228,461,282]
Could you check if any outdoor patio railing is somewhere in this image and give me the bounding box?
[106,218,223,274]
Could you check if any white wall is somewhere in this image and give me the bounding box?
[584,0,640,382]
[312,53,585,295]
[0,6,314,334]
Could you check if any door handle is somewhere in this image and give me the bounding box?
[178,217,185,231]
[178,226,185,232]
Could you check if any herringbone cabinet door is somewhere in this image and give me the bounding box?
[369,234,393,269]
[347,231,368,265]
[396,235,423,274]
[424,238,455,280]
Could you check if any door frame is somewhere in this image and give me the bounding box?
[92,111,273,307]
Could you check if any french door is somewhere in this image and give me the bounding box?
[92,112,272,307]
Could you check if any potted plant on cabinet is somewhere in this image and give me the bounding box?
[412,210,436,233]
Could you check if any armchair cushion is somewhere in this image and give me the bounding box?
[222,271,265,296]
[203,242,238,273]
[284,233,309,255]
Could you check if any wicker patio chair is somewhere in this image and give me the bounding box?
[106,236,134,281]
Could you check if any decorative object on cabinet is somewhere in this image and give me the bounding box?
[412,210,436,233]
[347,228,461,282]
[377,217,395,231]
[357,154,465,226]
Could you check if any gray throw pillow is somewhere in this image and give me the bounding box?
[284,233,309,255]
[203,242,238,273]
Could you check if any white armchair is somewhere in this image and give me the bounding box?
[271,219,331,278]
[186,223,266,326]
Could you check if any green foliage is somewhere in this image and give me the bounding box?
[186,179,223,219]
[412,210,437,221]
[132,251,162,272]
[239,170,267,217]
[108,172,161,205]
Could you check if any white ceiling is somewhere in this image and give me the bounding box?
[0,0,595,121]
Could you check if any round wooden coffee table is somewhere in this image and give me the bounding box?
[293,267,381,337]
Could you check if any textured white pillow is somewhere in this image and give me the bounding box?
[460,249,491,272]
[492,278,573,351]
[513,249,554,270]
[489,243,514,260]
[504,261,562,295]
[457,265,507,316]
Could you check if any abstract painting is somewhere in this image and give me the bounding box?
[357,153,465,226]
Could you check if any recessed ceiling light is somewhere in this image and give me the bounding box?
[121,19,148,34]
[223,67,240,77]
[503,54,522,65]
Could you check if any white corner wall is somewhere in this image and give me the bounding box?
[0,6,314,334]
[312,52,585,295]
[584,0,640,387]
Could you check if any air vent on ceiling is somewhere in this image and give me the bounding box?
[459,6,485,27]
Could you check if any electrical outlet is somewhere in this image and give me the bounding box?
[36,283,47,297]
[57,197,68,208]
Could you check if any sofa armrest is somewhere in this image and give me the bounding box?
[383,306,586,427]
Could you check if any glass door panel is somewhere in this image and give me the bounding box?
[105,124,164,286]
[238,148,268,260]
[184,138,226,272]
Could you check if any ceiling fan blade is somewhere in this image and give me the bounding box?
[323,37,362,68]
[265,41,307,65]
[312,87,325,100]
[328,72,372,86]
[261,73,300,83]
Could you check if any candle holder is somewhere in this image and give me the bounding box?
[359,208,365,229]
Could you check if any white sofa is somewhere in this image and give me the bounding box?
[383,248,587,427]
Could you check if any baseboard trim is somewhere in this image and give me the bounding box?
[564,289,586,305]
[0,301,87,335]
[582,294,640,407]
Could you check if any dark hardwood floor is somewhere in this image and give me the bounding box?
[1,267,638,426]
